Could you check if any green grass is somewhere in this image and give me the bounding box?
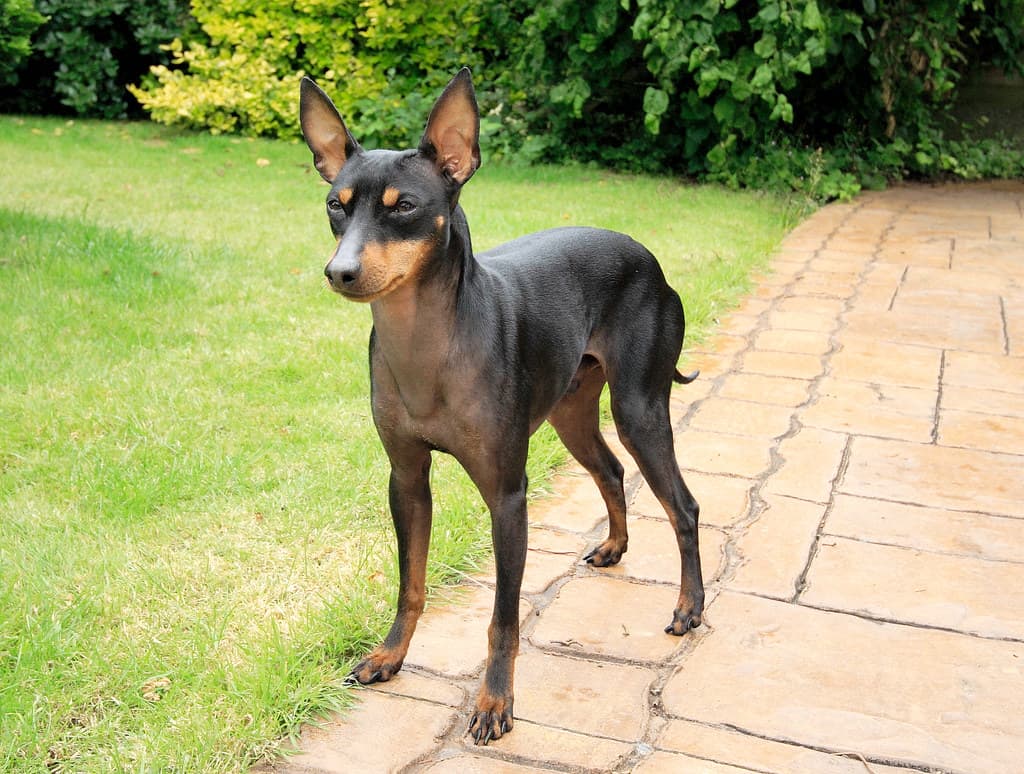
[0,115,802,772]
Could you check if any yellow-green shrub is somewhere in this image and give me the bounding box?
[131,0,486,143]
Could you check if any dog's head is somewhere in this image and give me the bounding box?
[300,69,480,301]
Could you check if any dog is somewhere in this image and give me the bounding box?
[299,68,703,745]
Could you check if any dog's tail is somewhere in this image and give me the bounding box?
[674,369,700,385]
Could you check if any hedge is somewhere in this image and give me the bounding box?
[5,0,1023,198]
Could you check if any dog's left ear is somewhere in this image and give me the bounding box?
[419,68,481,186]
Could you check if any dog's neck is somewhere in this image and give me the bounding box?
[369,205,478,418]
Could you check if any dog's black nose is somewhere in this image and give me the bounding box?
[325,256,360,289]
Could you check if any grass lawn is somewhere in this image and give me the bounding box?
[0,115,802,772]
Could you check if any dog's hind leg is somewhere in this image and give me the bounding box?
[607,366,705,635]
[548,356,628,567]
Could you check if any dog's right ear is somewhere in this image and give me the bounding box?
[300,77,361,183]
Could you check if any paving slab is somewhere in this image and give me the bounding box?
[673,428,772,478]
[657,719,907,773]
[800,376,936,442]
[662,591,1024,774]
[511,651,655,741]
[940,383,1024,418]
[843,306,1005,353]
[486,719,632,771]
[841,436,1024,517]
[730,494,824,600]
[825,494,1024,563]
[716,372,812,407]
[766,307,838,331]
[802,536,1024,639]
[954,237,1024,276]
[740,349,825,380]
[369,668,466,708]
[876,236,951,268]
[943,349,1024,393]
[689,396,796,439]
[422,755,544,773]
[690,332,749,357]
[938,408,1024,455]
[753,328,834,356]
[631,751,748,773]
[902,264,1013,296]
[829,335,943,389]
[279,692,457,773]
[529,576,687,662]
[1005,295,1024,356]
[763,426,848,504]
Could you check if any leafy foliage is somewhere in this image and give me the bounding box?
[501,0,1024,198]
[130,0,493,145]
[0,0,192,118]
[5,0,1022,196]
[0,0,45,88]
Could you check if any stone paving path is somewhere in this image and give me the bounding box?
[269,182,1024,773]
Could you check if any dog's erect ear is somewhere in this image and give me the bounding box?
[419,68,481,186]
[300,77,361,183]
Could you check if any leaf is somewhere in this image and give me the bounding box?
[713,95,738,123]
[758,3,780,23]
[731,76,753,101]
[579,33,600,53]
[754,34,777,58]
[802,0,824,31]
[707,142,728,168]
[769,94,794,123]
[751,63,774,89]
[643,87,670,117]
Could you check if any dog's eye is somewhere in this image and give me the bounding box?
[396,200,416,214]
[327,199,343,212]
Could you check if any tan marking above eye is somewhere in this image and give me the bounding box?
[338,188,353,205]
[381,187,400,207]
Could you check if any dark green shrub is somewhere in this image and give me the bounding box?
[497,0,1024,198]
[0,0,45,87]
[26,0,1013,198]
[0,0,192,118]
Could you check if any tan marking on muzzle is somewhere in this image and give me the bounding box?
[346,238,434,302]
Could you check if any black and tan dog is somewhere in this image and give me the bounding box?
[300,69,703,745]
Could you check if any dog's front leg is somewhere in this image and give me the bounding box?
[350,446,432,684]
[467,469,528,745]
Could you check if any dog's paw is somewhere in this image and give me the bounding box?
[467,694,513,745]
[663,608,703,636]
[347,649,404,685]
[583,538,627,568]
